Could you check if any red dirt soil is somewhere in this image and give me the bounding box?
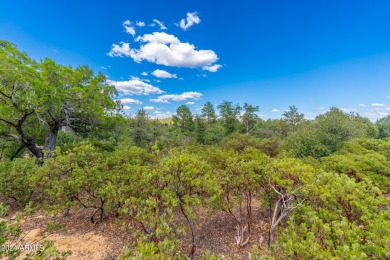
[2,200,271,259]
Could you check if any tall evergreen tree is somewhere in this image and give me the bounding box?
[201,101,217,124]
[282,105,304,132]
[241,103,260,134]
[194,115,206,143]
[217,101,241,135]
[173,105,194,134]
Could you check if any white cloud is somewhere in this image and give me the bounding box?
[143,106,154,110]
[341,108,357,113]
[371,103,385,107]
[363,110,389,121]
[118,98,142,105]
[150,92,202,104]
[358,104,366,107]
[152,69,177,78]
[152,113,172,119]
[186,101,194,105]
[109,32,219,69]
[149,98,170,104]
[136,21,145,27]
[203,64,222,72]
[179,12,201,30]
[135,32,179,44]
[272,109,280,112]
[107,79,163,95]
[141,72,148,76]
[107,42,132,57]
[151,110,172,119]
[123,20,136,36]
[153,19,167,30]
[123,105,131,110]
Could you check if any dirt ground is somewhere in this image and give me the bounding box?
[2,200,270,260]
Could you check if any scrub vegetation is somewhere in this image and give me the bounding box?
[1,41,389,259]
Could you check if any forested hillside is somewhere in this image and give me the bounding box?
[1,41,389,259]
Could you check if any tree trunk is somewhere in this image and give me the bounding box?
[180,203,196,259]
[268,197,281,254]
[24,140,44,166]
[44,123,59,158]
[268,226,274,252]
[16,129,44,166]
[13,110,44,166]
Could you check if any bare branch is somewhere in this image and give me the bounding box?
[0,117,16,127]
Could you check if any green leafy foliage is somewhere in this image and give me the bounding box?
[376,115,390,139]
[0,159,37,204]
[121,239,184,260]
[173,105,195,135]
[0,41,116,163]
[274,171,390,259]
[33,144,114,222]
[283,108,378,158]
[323,138,390,192]
[282,105,304,132]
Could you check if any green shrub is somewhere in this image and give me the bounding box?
[0,159,37,205]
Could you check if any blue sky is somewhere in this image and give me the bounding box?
[1,0,390,120]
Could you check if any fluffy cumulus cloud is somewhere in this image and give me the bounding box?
[108,42,132,57]
[141,72,148,76]
[136,21,145,27]
[186,101,194,105]
[123,20,136,36]
[118,98,142,105]
[107,78,163,95]
[135,32,179,44]
[203,64,222,72]
[123,105,131,110]
[150,91,202,104]
[108,32,220,70]
[371,103,385,107]
[153,19,167,30]
[143,106,154,110]
[152,69,177,78]
[179,12,201,30]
